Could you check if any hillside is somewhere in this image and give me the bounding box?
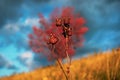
[0,48,120,80]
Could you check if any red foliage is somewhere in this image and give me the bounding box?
[28,7,88,61]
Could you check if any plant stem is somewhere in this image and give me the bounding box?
[57,59,69,80]
[65,35,71,80]
[65,36,70,64]
[52,45,69,80]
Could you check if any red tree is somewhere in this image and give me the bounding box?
[28,7,88,60]
[28,7,88,80]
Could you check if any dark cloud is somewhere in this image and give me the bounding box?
[68,0,120,50]
[0,0,120,60]
[0,54,17,69]
[0,0,24,28]
[29,0,50,4]
[105,0,120,4]
[1,0,120,77]
[70,0,120,28]
[0,0,52,50]
[0,0,50,28]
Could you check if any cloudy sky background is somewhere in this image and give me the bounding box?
[0,0,120,77]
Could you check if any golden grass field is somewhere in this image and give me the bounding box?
[0,48,120,80]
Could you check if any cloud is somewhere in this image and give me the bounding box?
[0,0,118,55]
[0,54,17,69]
[0,0,24,28]
[28,0,50,4]
[69,0,120,26]
[105,0,120,4]
[0,0,118,77]
[0,0,119,55]
[0,30,28,50]
[18,51,33,68]
[24,18,40,27]
[18,51,52,70]
[4,23,20,32]
[0,0,51,28]
[68,0,120,49]
[0,17,40,50]
[75,31,120,57]
[0,0,54,51]
[0,0,52,50]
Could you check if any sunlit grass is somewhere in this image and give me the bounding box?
[0,48,120,80]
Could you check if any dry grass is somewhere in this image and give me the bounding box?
[0,48,120,80]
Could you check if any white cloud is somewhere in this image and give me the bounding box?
[24,18,40,27]
[3,17,40,34]
[20,51,33,59]
[4,23,20,32]
[18,51,34,69]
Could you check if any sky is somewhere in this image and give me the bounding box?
[0,0,120,77]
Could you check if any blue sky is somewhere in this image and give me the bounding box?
[0,0,120,77]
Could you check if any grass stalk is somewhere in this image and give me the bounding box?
[106,54,110,80]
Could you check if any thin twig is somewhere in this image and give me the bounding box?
[65,35,71,80]
[52,45,69,80]
[57,59,69,80]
